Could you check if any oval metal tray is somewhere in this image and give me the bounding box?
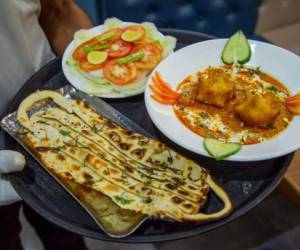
[0,29,293,243]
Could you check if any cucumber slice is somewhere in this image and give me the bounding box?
[204,138,241,160]
[221,30,251,65]
[82,44,111,53]
[117,51,145,64]
[97,30,115,42]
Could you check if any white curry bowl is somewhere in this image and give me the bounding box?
[145,39,300,161]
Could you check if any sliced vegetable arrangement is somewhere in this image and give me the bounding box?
[64,18,176,97]
[150,72,181,104]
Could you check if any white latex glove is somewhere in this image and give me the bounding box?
[0,150,25,206]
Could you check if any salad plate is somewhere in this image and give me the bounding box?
[62,18,176,98]
[145,39,300,161]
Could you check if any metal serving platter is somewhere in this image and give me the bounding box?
[0,29,293,243]
[1,85,151,238]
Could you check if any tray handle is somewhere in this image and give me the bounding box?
[17,90,73,125]
[183,176,232,221]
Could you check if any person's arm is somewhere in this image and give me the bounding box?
[39,0,93,55]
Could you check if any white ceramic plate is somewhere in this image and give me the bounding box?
[145,39,300,161]
[62,22,165,99]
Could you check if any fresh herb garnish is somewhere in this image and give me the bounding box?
[50,146,63,153]
[167,149,173,164]
[160,162,169,169]
[200,123,208,129]
[36,120,50,125]
[142,197,152,204]
[138,172,147,179]
[253,66,261,74]
[91,125,104,133]
[267,86,278,93]
[103,169,110,175]
[199,111,208,119]
[143,180,151,185]
[65,60,78,67]
[59,130,71,137]
[114,195,134,205]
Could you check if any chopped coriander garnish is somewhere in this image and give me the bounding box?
[91,125,104,133]
[249,66,261,75]
[36,120,50,125]
[199,111,208,119]
[65,60,78,67]
[59,130,71,137]
[114,195,134,205]
[267,86,278,93]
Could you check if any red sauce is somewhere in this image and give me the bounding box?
[174,66,293,145]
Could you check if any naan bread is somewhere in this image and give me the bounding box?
[17,90,232,221]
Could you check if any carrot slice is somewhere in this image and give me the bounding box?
[154,73,179,95]
[286,94,300,115]
[151,94,177,105]
[152,76,170,92]
[286,95,300,104]
[153,72,181,98]
[149,84,179,100]
[152,76,181,98]
[286,104,300,115]
[286,93,300,101]
[286,99,300,105]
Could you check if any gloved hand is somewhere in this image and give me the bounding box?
[0,150,25,206]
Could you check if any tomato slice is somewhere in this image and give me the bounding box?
[103,59,137,85]
[131,43,161,70]
[134,38,162,51]
[107,40,132,58]
[72,38,97,60]
[96,28,123,43]
[79,59,104,72]
[72,28,123,61]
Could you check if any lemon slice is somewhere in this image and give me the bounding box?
[87,51,108,65]
[121,30,142,42]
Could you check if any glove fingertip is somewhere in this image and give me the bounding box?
[14,153,26,171]
[0,179,21,206]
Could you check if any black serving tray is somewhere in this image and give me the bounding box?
[0,29,293,243]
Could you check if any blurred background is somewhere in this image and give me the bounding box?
[76,0,300,55]
[20,0,300,249]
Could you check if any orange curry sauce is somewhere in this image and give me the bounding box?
[174,66,293,145]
